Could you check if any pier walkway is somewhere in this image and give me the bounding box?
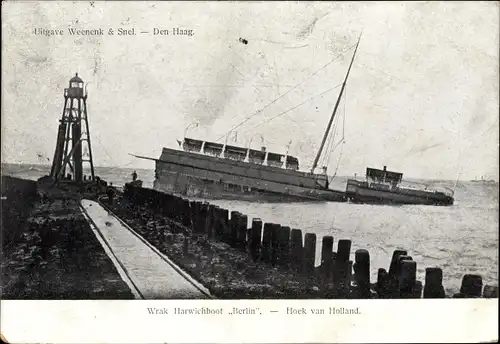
[80,199,211,299]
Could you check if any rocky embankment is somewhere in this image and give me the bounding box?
[1,176,134,299]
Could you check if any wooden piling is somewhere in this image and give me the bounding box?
[237,214,248,251]
[302,233,316,276]
[482,285,498,298]
[261,223,273,263]
[193,202,201,233]
[460,274,483,297]
[195,202,204,233]
[189,201,196,231]
[221,209,230,242]
[423,267,445,298]
[347,260,353,284]
[354,249,370,298]
[182,199,191,227]
[177,198,185,223]
[270,223,281,266]
[229,211,240,247]
[278,226,291,267]
[333,239,352,296]
[290,229,303,272]
[376,268,389,298]
[388,249,407,277]
[337,239,352,262]
[183,236,189,256]
[249,218,262,260]
[212,206,222,240]
[166,233,173,245]
[396,255,413,283]
[399,260,418,298]
[386,250,408,297]
[320,236,334,279]
[205,204,214,237]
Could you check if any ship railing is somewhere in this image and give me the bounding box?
[398,181,454,196]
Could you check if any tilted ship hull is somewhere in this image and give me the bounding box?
[150,147,347,203]
[345,167,454,206]
[345,181,454,205]
[133,33,454,207]
[148,34,365,204]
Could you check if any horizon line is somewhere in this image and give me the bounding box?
[2,161,498,183]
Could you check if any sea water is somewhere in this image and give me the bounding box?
[2,163,498,295]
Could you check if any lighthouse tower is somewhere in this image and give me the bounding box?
[49,73,95,183]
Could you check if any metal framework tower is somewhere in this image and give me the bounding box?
[50,73,95,183]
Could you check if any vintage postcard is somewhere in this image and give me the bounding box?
[1,1,498,343]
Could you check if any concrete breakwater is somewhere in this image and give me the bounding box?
[121,184,498,299]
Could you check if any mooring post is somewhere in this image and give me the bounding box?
[290,229,303,272]
[460,274,483,297]
[261,223,273,263]
[250,218,262,261]
[423,267,445,298]
[353,249,371,298]
[320,236,334,280]
[302,233,317,277]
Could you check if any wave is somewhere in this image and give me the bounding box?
[14,166,47,173]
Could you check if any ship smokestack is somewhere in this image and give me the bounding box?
[383,165,387,171]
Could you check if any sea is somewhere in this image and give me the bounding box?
[2,163,498,295]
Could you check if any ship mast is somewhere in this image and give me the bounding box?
[310,32,362,174]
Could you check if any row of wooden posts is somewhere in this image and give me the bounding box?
[123,184,498,299]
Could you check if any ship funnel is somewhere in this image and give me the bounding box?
[383,165,387,171]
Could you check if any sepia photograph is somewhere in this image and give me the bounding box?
[1,0,498,342]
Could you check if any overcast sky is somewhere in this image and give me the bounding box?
[2,1,498,180]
